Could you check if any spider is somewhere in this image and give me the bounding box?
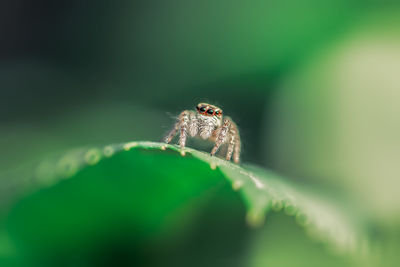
[164,103,241,163]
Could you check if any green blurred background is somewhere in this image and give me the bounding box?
[1,0,400,266]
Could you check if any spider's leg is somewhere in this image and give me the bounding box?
[188,112,198,137]
[233,126,241,164]
[178,110,191,149]
[164,110,191,145]
[164,120,180,144]
[226,125,237,161]
[211,118,230,156]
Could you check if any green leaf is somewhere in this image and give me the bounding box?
[4,141,369,260]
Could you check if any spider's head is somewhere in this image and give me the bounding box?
[196,103,223,118]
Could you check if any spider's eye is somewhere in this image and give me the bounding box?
[207,109,214,115]
[199,106,207,113]
[215,110,220,115]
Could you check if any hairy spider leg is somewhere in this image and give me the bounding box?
[164,110,199,149]
[210,117,231,156]
[226,123,238,161]
[233,129,241,163]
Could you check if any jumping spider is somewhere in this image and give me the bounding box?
[164,103,241,163]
